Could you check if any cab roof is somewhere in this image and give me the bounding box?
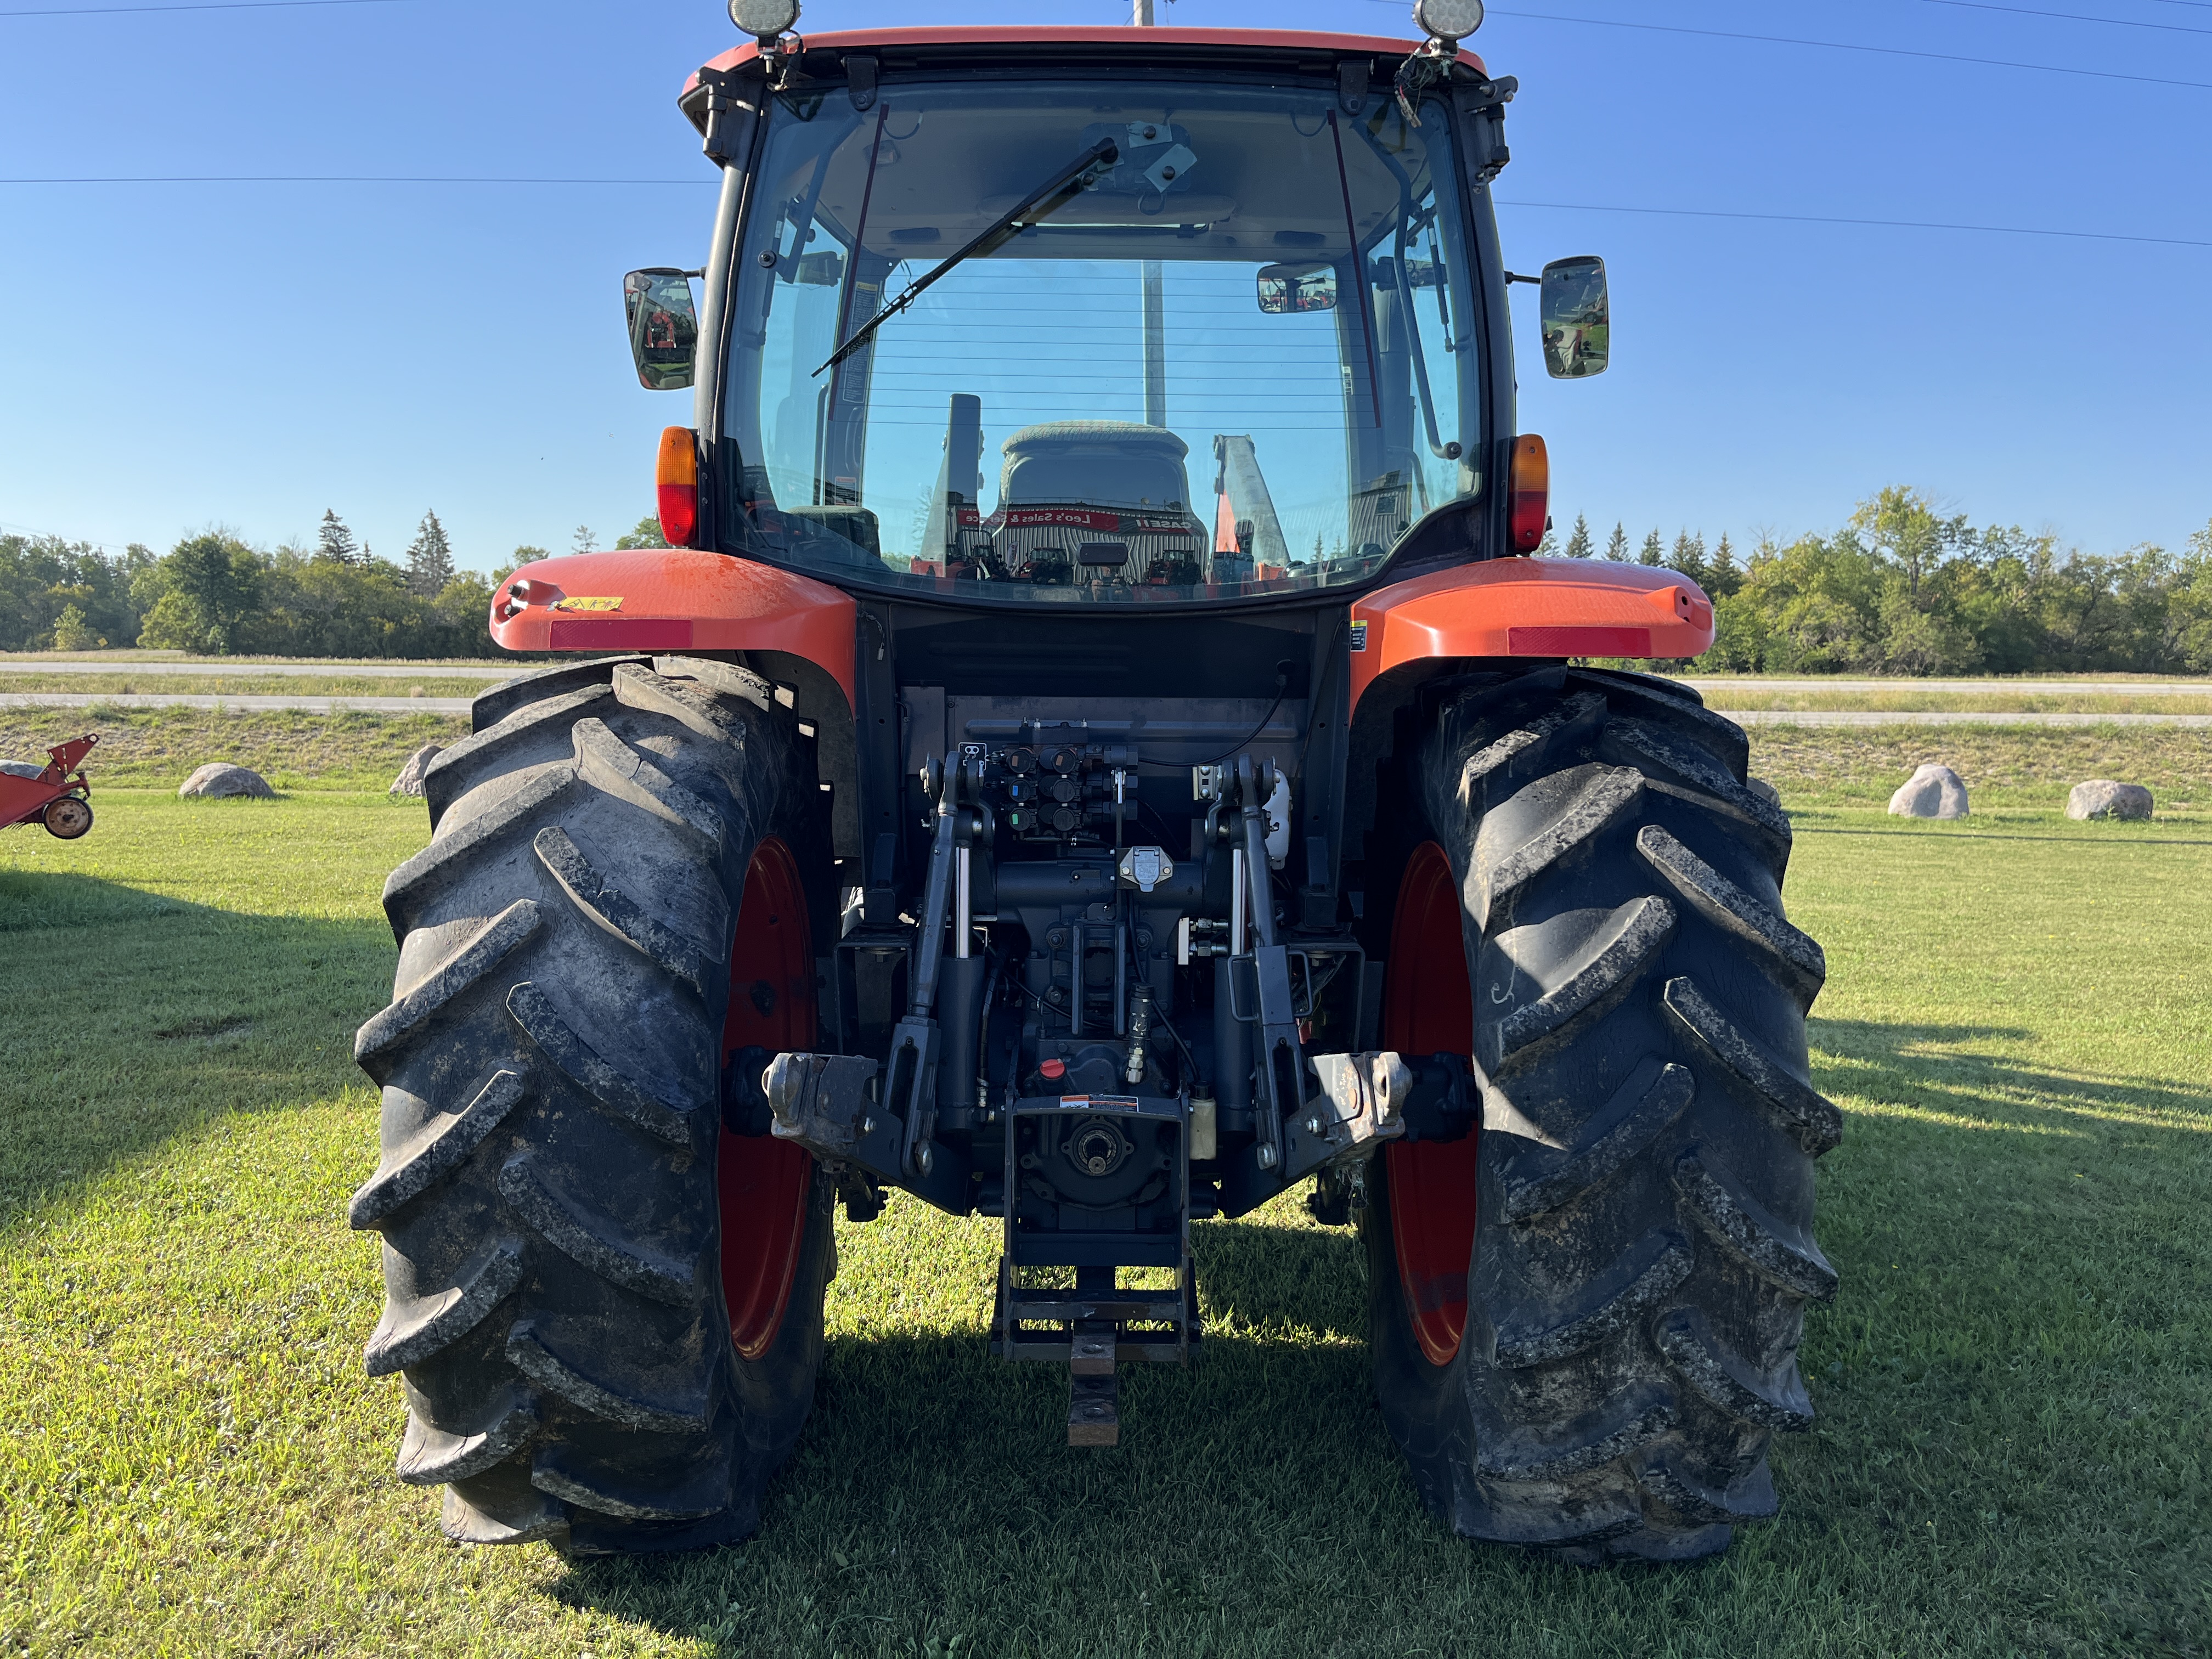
[682,26,1488,116]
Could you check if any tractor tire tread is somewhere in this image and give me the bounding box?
[382,766,578,938]
[396,1393,540,1486]
[363,1235,526,1376]
[1660,975,1843,1155]
[532,826,722,1000]
[348,1070,527,1229]
[504,1321,713,1436]
[1499,1059,1693,1223]
[357,659,832,1553]
[1635,825,1824,1002]
[1491,1227,1695,1369]
[497,1153,703,1306]
[1365,668,1835,1562]
[505,981,701,1147]
[354,900,541,1075]
[1671,1144,1838,1301]
[470,656,650,734]
[1490,894,1677,1074]
[426,685,615,827]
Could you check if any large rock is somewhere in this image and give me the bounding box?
[389,744,443,797]
[2066,780,2152,821]
[178,763,274,800]
[1888,763,1968,820]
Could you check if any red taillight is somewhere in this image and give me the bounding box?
[657,425,698,548]
[1508,433,1549,554]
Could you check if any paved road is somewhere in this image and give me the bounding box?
[2,692,476,714]
[0,660,515,679]
[1686,678,2208,697]
[7,663,2204,697]
[1728,709,2212,728]
[5,692,2209,726]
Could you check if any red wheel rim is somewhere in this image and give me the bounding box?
[1382,841,1480,1367]
[717,837,816,1361]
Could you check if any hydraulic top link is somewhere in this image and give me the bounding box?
[889,751,972,1180]
[1235,755,1303,1174]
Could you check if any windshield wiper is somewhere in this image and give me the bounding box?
[815,136,1119,375]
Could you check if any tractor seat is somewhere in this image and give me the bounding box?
[1000,421,1193,512]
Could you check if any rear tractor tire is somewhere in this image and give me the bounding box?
[1364,668,1839,1562]
[348,654,836,1554]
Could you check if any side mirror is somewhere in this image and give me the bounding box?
[624,268,699,391]
[1539,256,1609,379]
[1257,262,1338,315]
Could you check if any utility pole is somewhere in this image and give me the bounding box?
[1134,0,1165,427]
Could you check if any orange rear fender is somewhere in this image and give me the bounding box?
[1349,557,1714,712]
[490,551,857,707]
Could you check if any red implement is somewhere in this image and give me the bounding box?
[2,732,98,840]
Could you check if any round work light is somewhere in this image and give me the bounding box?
[730,0,800,41]
[1412,0,1484,42]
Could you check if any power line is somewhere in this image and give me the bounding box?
[0,518,141,554]
[1497,198,2212,249]
[1926,0,2212,33]
[0,174,712,184]
[1,0,397,16]
[3,174,2202,251]
[1403,5,2212,94]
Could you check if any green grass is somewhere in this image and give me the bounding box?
[1748,723,2212,811]
[0,673,500,698]
[0,708,469,791]
[2,794,2208,1657]
[1700,689,2212,716]
[2,651,512,667]
[7,701,2208,811]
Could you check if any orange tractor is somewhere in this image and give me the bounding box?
[352,0,1835,1564]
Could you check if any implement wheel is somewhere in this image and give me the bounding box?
[1363,668,1839,1562]
[42,795,93,839]
[349,654,834,1553]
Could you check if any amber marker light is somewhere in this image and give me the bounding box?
[657,426,699,548]
[1508,433,1549,554]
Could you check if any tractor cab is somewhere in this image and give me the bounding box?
[640,16,1551,600]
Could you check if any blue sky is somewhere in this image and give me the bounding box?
[2,0,2207,574]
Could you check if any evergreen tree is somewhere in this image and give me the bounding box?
[572,524,598,555]
[1639,528,1664,566]
[1606,522,1629,561]
[1564,514,1592,560]
[405,510,455,596]
[316,509,359,566]
[1707,533,1741,597]
[1534,522,1560,557]
[1671,529,1707,585]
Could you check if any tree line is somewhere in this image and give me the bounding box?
[9,489,2209,672]
[1546,486,2212,675]
[0,514,667,657]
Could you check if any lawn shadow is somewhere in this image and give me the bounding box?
[1811,1015,2212,1126]
[537,1017,2212,1646]
[541,1217,1391,1643]
[0,870,391,1231]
